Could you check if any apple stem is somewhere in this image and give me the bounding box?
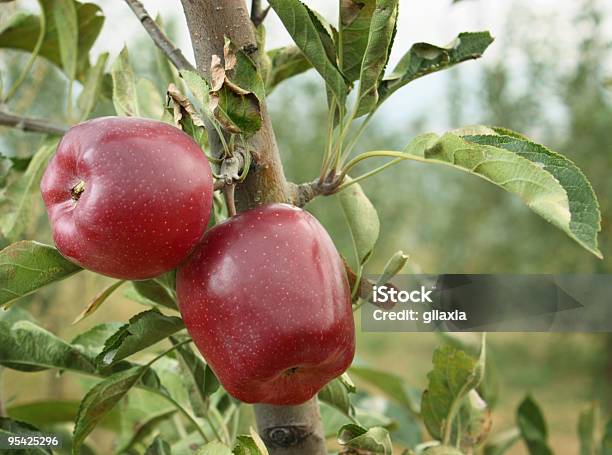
[223,183,237,217]
[71,180,86,201]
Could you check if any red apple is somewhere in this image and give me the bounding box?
[177,203,355,405]
[41,116,213,280]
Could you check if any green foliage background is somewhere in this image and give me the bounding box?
[0,0,610,453]
[269,0,612,451]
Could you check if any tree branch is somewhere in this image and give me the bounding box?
[180,0,292,211]
[290,175,343,208]
[0,111,68,135]
[179,1,325,453]
[123,0,196,73]
[251,0,270,27]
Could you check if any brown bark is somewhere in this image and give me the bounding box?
[180,0,293,211]
[179,1,326,453]
[254,400,326,454]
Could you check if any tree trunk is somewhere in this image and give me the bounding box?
[179,1,326,453]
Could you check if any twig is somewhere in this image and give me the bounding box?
[0,111,68,135]
[290,174,344,207]
[123,0,196,73]
[124,0,223,172]
[251,0,270,27]
[342,258,398,310]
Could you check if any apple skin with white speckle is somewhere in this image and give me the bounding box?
[177,203,355,405]
[41,116,213,280]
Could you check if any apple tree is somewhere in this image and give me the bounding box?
[0,0,608,454]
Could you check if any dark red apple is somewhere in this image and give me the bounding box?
[41,116,213,280]
[177,203,355,405]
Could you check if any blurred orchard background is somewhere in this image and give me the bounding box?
[1,0,611,453]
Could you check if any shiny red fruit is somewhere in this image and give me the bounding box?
[41,117,213,280]
[177,203,355,405]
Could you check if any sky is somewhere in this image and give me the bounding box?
[11,0,612,131]
[90,0,596,64]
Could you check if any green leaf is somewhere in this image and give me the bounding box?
[338,424,392,454]
[318,373,356,416]
[96,309,184,367]
[0,141,57,241]
[349,364,421,414]
[340,0,375,81]
[339,180,380,265]
[166,84,207,146]
[266,45,312,92]
[0,1,105,79]
[464,132,602,257]
[226,40,266,103]
[137,78,164,120]
[268,0,347,104]
[234,429,269,455]
[578,403,600,455]
[72,280,125,324]
[111,45,139,117]
[0,304,36,325]
[0,418,51,455]
[210,86,261,136]
[145,436,173,455]
[208,40,265,136]
[458,390,492,451]
[380,31,494,104]
[72,366,147,454]
[0,154,13,188]
[77,51,108,120]
[154,15,181,90]
[483,428,521,455]
[2,154,31,174]
[0,320,95,373]
[53,0,78,80]
[1,0,45,102]
[516,396,553,455]
[0,241,81,308]
[354,0,399,116]
[181,70,209,109]
[170,336,219,417]
[403,131,602,257]
[197,441,232,455]
[70,323,123,358]
[421,342,485,442]
[321,401,388,439]
[130,279,177,310]
[378,250,409,285]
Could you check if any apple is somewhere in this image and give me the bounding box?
[177,203,355,405]
[41,116,213,280]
